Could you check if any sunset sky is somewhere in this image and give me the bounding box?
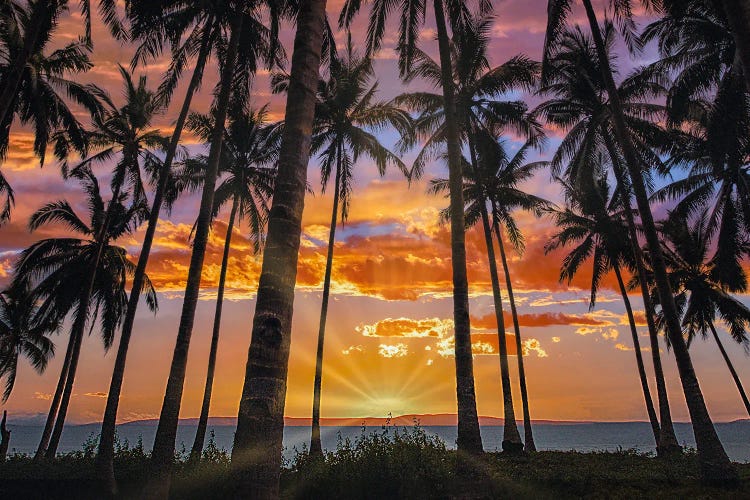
[1,0,749,427]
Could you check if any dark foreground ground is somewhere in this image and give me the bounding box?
[1,426,748,499]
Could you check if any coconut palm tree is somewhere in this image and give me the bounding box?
[13,167,155,459]
[431,137,549,453]
[478,138,550,453]
[546,1,737,483]
[337,0,496,453]
[395,11,540,452]
[0,0,121,145]
[95,0,283,488]
[546,173,661,443]
[655,212,750,416]
[148,1,288,493]
[535,21,683,456]
[231,0,329,496]
[0,284,58,402]
[179,105,279,461]
[300,41,411,457]
[0,1,104,224]
[31,66,164,460]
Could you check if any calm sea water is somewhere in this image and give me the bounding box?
[5,422,750,462]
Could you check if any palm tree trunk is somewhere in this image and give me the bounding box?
[230,0,328,496]
[44,293,90,458]
[493,221,536,452]
[45,174,125,459]
[1,411,10,462]
[582,0,737,485]
[147,14,243,500]
[189,195,239,462]
[478,203,523,451]
[708,322,750,416]
[95,17,215,494]
[613,264,660,442]
[34,329,74,460]
[720,0,750,91]
[433,0,483,455]
[310,149,342,457]
[601,133,681,457]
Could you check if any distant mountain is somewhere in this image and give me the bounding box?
[117,414,601,428]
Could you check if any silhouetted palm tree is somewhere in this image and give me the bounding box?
[14,168,154,459]
[546,173,661,443]
[536,22,682,455]
[232,0,329,496]
[0,284,58,402]
[655,212,750,416]
[180,105,279,461]
[338,0,496,454]
[300,41,411,457]
[0,1,104,224]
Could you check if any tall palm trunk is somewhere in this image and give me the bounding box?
[493,221,536,452]
[582,0,737,485]
[45,177,124,459]
[433,0,483,455]
[708,322,750,416]
[147,14,243,499]
[231,0,328,496]
[189,195,239,461]
[478,204,523,451]
[720,0,750,91]
[613,264,660,441]
[34,327,74,460]
[0,411,9,462]
[95,17,216,494]
[602,133,681,456]
[310,150,342,457]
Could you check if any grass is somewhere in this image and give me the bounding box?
[1,426,748,499]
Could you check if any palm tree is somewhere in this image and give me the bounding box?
[13,168,155,459]
[546,173,661,444]
[655,212,750,416]
[0,0,121,147]
[0,1,104,224]
[0,284,58,402]
[396,11,540,452]
[231,0,329,496]
[180,105,279,461]
[432,137,549,453]
[300,41,411,457]
[31,67,164,460]
[337,0,495,454]
[480,138,550,453]
[535,23,682,455]
[94,0,266,487]
[148,1,288,493]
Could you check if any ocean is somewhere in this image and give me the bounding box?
[4,421,750,462]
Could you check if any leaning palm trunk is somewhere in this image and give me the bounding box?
[613,264,660,442]
[720,0,750,91]
[190,196,239,461]
[310,153,342,457]
[433,0,483,454]
[708,322,750,416]
[478,205,522,451]
[582,0,737,485]
[494,222,536,452]
[601,133,680,456]
[231,0,328,496]
[34,329,74,460]
[45,177,125,459]
[147,15,243,500]
[95,21,215,493]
